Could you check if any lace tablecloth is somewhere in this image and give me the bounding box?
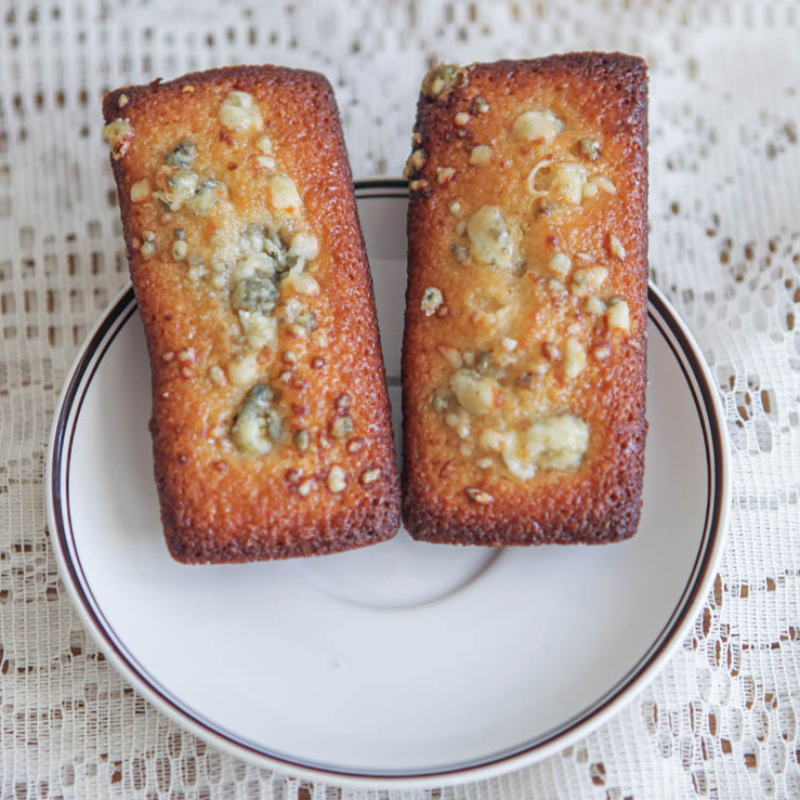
[2,1,799,797]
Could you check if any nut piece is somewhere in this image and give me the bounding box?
[549,253,572,278]
[446,410,471,440]
[465,487,494,504]
[451,243,469,263]
[512,110,564,143]
[585,296,607,316]
[140,238,157,259]
[607,298,631,332]
[454,112,471,126]
[469,145,492,165]
[438,346,463,369]
[450,369,501,416]
[347,437,364,454]
[282,271,320,297]
[130,179,151,203]
[208,365,226,386]
[571,267,608,296]
[500,337,518,353]
[479,429,507,453]
[360,468,381,485]
[327,465,347,493]
[331,415,354,438]
[472,96,490,115]
[422,63,464,100]
[579,138,602,161]
[421,287,444,316]
[226,353,259,387]
[594,176,617,195]
[256,135,273,154]
[288,231,319,263]
[255,155,276,172]
[564,337,587,378]
[266,174,302,215]
[551,163,587,205]
[103,118,132,160]
[404,148,427,179]
[542,342,561,362]
[593,344,612,360]
[219,90,263,132]
[430,389,451,412]
[437,166,456,184]
[609,234,627,261]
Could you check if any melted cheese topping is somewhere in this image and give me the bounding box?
[414,93,635,481]
[107,90,367,494]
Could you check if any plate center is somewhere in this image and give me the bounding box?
[293,531,499,608]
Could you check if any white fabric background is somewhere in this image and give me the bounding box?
[1,0,799,797]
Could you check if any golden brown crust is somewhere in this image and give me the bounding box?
[402,53,648,545]
[103,65,400,562]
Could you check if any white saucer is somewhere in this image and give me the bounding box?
[46,179,730,788]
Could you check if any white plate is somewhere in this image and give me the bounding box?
[47,179,730,788]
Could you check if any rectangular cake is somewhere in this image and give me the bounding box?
[103,65,400,562]
[402,53,648,545]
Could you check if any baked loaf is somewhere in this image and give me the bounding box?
[402,53,648,545]
[103,65,400,563]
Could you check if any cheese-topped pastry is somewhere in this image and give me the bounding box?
[103,66,400,562]
[402,53,648,545]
